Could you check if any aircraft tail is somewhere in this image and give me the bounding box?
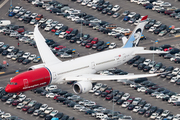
[122,15,148,48]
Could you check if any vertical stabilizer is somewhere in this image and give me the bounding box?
[122,15,148,48]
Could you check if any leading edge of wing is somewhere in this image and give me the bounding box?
[34,25,62,64]
[64,73,159,81]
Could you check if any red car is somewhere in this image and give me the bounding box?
[86,43,93,48]
[91,37,99,44]
[54,46,66,50]
[105,87,113,93]
[164,47,172,51]
[66,28,73,34]
[35,14,43,20]
[105,94,113,100]
[22,105,31,111]
[12,100,21,106]
[127,97,135,103]
[16,28,25,33]
[51,28,57,33]
[54,95,60,100]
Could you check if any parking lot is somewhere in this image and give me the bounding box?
[1,0,180,120]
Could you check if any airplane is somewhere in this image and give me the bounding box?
[5,15,165,94]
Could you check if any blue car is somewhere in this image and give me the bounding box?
[145,5,153,9]
[8,12,16,17]
[123,16,130,21]
[55,30,61,36]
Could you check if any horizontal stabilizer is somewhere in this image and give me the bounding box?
[64,73,159,81]
[133,50,168,55]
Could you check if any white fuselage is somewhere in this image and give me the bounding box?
[46,47,144,84]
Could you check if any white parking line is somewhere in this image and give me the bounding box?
[0,0,9,9]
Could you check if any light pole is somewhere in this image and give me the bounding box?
[10,0,12,8]
[151,40,155,62]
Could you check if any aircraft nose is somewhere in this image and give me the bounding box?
[5,86,11,93]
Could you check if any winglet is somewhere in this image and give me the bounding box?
[141,15,148,21]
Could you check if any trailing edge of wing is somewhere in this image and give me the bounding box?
[34,25,62,64]
[64,73,159,81]
[133,50,168,55]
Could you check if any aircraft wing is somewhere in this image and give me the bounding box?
[34,25,62,65]
[133,50,168,55]
[64,73,159,81]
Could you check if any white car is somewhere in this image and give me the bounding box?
[172,68,180,75]
[120,28,131,34]
[44,107,53,114]
[45,19,53,25]
[74,104,84,110]
[132,97,142,105]
[79,100,89,105]
[81,0,89,5]
[24,32,34,38]
[22,98,31,105]
[30,13,38,19]
[137,0,149,5]
[87,2,94,7]
[0,110,5,116]
[154,21,162,27]
[55,24,64,30]
[152,6,164,11]
[160,2,171,7]
[149,67,157,74]
[6,52,14,59]
[94,83,103,90]
[177,72,180,78]
[49,110,58,117]
[17,103,25,109]
[24,11,31,17]
[137,87,147,92]
[39,18,47,23]
[71,16,80,22]
[156,93,165,99]
[46,93,57,98]
[121,93,130,100]
[143,103,151,110]
[18,94,26,102]
[112,27,123,33]
[28,54,36,60]
[148,26,156,32]
[109,43,116,49]
[108,31,119,36]
[128,12,136,18]
[0,42,4,47]
[28,100,37,107]
[84,101,96,107]
[143,59,151,65]
[45,85,57,91]
[170,77,178,83]
[22,52,30,59]
[149,61,156,67]
[7,46,15,52]
[51,21,59,27]
[67,15,75,20]
[39,104,48,111]
[13,6,22,13]
[112,5,120,12]
[6,98,14,104]
[90,19,101,23]
[150,113,159,119]
[59,32,68,38]
[161,110,170,117]
[121,101,130,108]
[1,113,11,118]
[44,24,53,32]
[60,53,72,58]
[46,5,53,11]
[152,1,164,6]
[133,106,141,112]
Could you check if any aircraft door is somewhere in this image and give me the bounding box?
[23,79,29,87]
[91,62,95,69]
[53,72,57,80]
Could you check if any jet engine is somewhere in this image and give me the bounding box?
[28,64,45,70]
[73,81,92,94]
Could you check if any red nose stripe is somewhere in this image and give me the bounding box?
[6,67,51,93]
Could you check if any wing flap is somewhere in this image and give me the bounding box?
[34,25,62,64]
[64,73,159,81]
[133,50,168,55]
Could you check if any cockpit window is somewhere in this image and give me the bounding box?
[14,83,17,85]
[9,82,17,85]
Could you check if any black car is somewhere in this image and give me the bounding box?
[44,115,53,120]
[34,103,42,109]
[165,66,174,72]
[102,1,110,7]
[150,106,157,113]
[154,28,161,34]
[139,100,146,107]
[133,61,141,67]
[116,99,125,105]
[145,89,155,94]
[56,97,66,102]
[169,48,180,54]
[138,63,146,70]
[22,59,31,65]
[101,8,110,14]
[67,101,76,107]
[50,8,61,13]
[164,54,173,59]
[23,17,32,23]
[144,110,152,117]
[138,108,146,115]
[12,48,19,54]
[154,62,163,70]
[128,104,135,110]
[175,58,180,63]
[16,50,24,57]
[101,92,108,97]
[97,6,105,11]
[69,37,77,43]
[156,109,163,115]
[143,66,151,72]
[166,73,174,80]
[39,112,46,118]
[27,107,35,114]
[17,57,25,63]
[82,34,90,40]
[144,24,152,29]
[61,115,69,120]
[1,96,10,102]
[97,46,105,51]
[137,57,145,63]
[2,50,9,56]
[54,112,64,119]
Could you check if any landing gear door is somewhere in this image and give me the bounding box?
[91,62,95,69]
[53,72,57,80]
[23,79,29,87]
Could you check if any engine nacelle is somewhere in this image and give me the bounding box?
[73,81,92,94]
[28,64,45,71]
